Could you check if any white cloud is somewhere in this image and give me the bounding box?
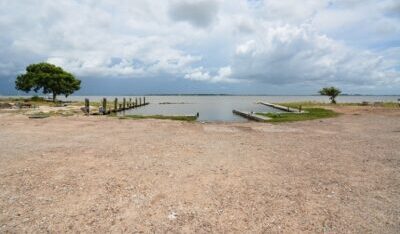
[261,0,328,22]
[0,0,399,93]
[184,67,211,81]
[169,0,220,28]
[225,24,398,86]
[184,66,236,83]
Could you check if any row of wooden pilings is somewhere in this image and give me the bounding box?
[84,97,149,115]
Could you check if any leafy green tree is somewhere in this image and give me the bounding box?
[319,86,341,104]
[15,63,81,102]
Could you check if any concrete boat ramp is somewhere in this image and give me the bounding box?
[257,101,305,113]
[233,101,307,122]
[232,110,271,122]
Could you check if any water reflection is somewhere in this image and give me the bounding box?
[121,96,281,122]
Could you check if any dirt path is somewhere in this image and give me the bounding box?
[0,107,399,233]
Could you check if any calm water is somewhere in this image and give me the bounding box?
[76,95,400,122]
[2,95,399,122]
[120,97,282,122]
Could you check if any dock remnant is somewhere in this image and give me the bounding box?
[232,110,270,122]
[84,97,149,115]
[114,98,118,112]
[258,102,305,113]
[84,98,90,115]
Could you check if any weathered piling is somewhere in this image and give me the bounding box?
[86,96,148,115]
[114,98,118,112]
[102,98,107,114]
[84,98,90,115]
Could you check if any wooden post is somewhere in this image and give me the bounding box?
[114,98,118,112]
[123,98,126,110]
[129,98,132,108]
[84,98,90,115]
[299,105,302,113]
[135,98,138,107]
[139,98,142,106]
[102,98,107,114]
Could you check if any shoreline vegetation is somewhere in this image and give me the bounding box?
[257,101,397,123]
[159,102,193,105]
[1,94,400,97]
[0,96,398,122]
[258,108,339,123]
[117,114,198,121]
[278,101,399,108]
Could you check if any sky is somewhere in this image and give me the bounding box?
[0,0,399,95]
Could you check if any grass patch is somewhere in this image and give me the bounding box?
[258,107,339,123]
[0,97,62,107]
[48,110,76,117]
[28,112,51,119]
[277,101,399,109]
[379,102,399,108]
[26,110,76,118]
[118,114,197,121]
[72,101,104,107]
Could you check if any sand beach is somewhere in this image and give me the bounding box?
[0,105,399,233]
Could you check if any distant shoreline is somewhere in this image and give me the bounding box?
[1,94,399,97]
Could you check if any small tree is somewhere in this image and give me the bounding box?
[319,86,341,104]
[15,63,81,102]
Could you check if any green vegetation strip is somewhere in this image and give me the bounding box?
[278,101,399,108]
[258,107,339,123]
[28,112,51,119]
[118,114,197,121]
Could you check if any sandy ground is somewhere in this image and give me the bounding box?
[0,106,399,233]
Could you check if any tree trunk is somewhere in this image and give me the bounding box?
[52,93,56,102]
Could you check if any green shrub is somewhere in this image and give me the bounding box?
[30,95,45,102]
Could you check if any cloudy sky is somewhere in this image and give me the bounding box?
[0,0,399,95]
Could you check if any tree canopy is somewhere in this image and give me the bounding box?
[15,63,81,102]
[319,86,341,104]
